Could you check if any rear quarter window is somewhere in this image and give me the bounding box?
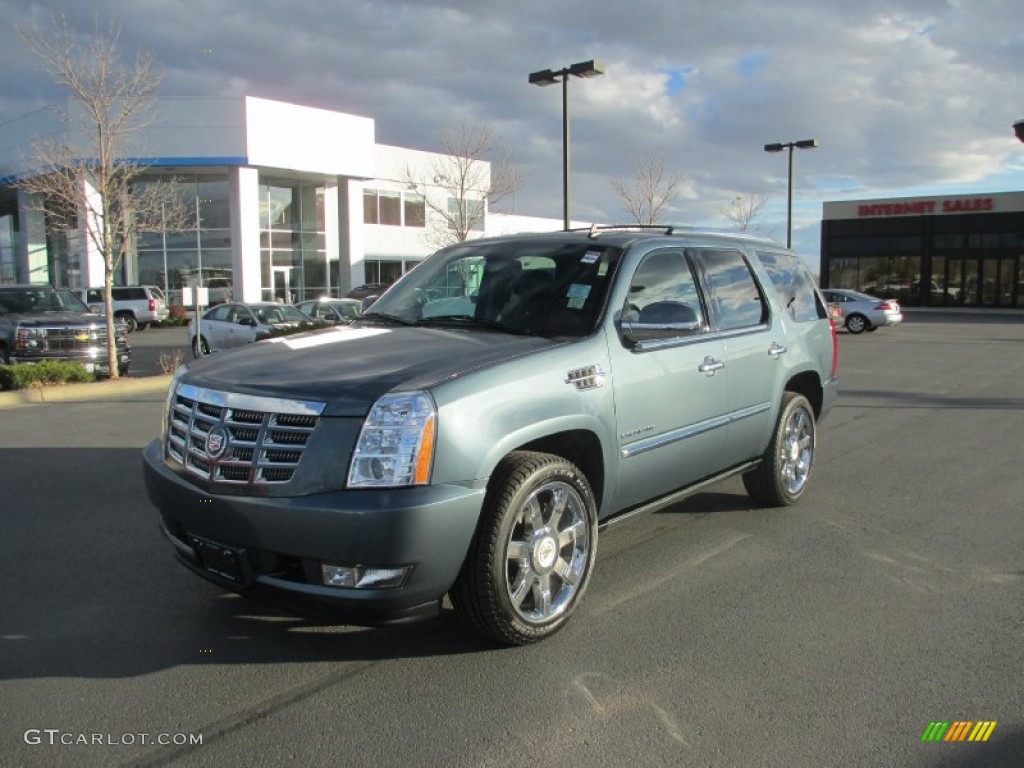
[755,250,827,323]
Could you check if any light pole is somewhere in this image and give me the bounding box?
[764,138,818,248]
[529,60,605,230]
[1014,119,1024,143]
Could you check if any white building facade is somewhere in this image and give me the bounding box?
[0,96,563,303]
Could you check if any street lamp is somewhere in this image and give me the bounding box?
[1013,119,1024,143]
[764,138,819,248]
[529,59,605,230]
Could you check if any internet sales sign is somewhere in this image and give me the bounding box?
[857,197,994,217]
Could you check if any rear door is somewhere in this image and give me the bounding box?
[607,248,730,511]
[691,248,777,468]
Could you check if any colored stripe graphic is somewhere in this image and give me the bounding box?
[922,720,997,742]
[968,722,997,742]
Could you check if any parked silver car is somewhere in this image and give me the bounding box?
[821,288,903,334]
[295,298,362,325]
[188,302,312,357]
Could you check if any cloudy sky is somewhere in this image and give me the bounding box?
[2,0,1023,262]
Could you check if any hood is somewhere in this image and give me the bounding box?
[183,322,567,416]
[11,312,107,328]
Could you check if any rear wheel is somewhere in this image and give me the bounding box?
[116,312,138,333]
[0,345,10,365]
[845,313,868,334]
[451,451,598,646]
[743,392,816,507]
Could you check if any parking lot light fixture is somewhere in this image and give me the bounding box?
[764,138,819,248]
[529,60,605,230]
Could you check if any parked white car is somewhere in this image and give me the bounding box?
[188,302,312,357]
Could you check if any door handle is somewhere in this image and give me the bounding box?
[698,356,725,376]
[768,342,787,358]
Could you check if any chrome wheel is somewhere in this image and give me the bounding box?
[504,480,591,624]
[451,451,598,645]
[779,404,813,496]
[743,392,817,507]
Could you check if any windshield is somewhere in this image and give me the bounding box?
[252,304,310,325]
[365,238,623,337]
[0,288,93,315]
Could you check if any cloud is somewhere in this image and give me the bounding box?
[1,0,1022,260]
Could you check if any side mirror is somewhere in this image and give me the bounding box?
[238,317,256,327]
[621,301,702,346]
[360,295,379,312]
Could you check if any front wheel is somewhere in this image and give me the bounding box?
[743,392,816,507]
[845,314,868,334]
[192,335,211,358]
[451,451,598,646]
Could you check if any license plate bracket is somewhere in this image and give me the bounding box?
[188,535,247,585]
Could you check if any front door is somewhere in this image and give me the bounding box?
[273,267,292,304]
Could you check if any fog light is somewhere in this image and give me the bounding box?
[321,563,412,589]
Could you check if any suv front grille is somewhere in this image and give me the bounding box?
[166,383,325,486]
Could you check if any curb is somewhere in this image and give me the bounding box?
[0,374,172,409]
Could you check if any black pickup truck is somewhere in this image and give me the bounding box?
[0,285,131,375]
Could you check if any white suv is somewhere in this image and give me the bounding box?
[81,285,169,332]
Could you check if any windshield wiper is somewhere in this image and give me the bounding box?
[361,310,418,326]
[420,314,534,336]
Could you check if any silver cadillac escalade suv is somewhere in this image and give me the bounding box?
[143,226,838,645]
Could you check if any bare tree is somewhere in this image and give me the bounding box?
[402,121,521,248]
[611,154,684,225]
[16,14,190,378]
[723,193,768,232]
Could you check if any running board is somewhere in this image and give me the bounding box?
[598,460,761,532]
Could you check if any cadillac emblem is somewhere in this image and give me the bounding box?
[206,426,229,459]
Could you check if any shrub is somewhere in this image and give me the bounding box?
[0,361,94,390]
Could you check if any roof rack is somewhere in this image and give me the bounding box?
[574,223,776,245]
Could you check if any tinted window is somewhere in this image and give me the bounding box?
[624,249,705,337]
[756,250,826,323]
[698,249,768,331]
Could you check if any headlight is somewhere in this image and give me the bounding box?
[347,391,436,488]
[15,327,44,349]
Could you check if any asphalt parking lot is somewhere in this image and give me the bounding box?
[0,314,1021,767]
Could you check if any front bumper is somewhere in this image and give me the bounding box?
[142,439,486,625]
[11,347,131,373]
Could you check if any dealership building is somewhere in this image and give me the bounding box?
[820,191,1024,309]
[0,96,561,303]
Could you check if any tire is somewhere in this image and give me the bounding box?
[743,392,816,507]
[865,326,877,333]
[845,314,868,334]
[0,345,10,365]
[118,364,130,377]
[451,451,598,646]
[117,312,138,333]
[136,322,149,332]
[192,335,211,358]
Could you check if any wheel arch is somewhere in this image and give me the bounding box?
[784,369,823,418]
[514,429,606,512]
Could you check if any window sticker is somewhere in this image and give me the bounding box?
[580,250,601,264]
[566,283,592,310]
